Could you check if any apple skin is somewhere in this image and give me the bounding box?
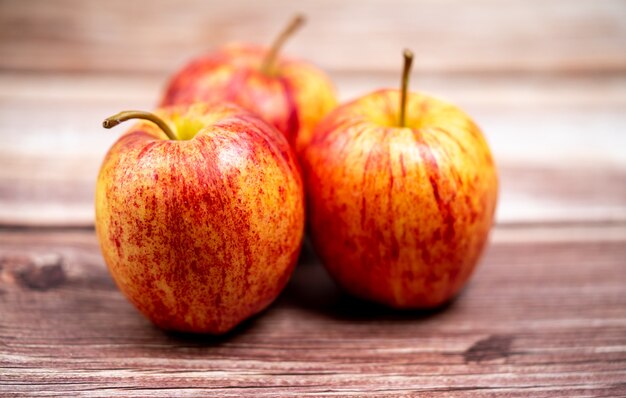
[301,89,498,309]
[95,102,305,333]
[160,44,338,153]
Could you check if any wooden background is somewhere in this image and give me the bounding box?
[1,0,625,396]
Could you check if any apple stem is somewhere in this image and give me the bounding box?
[260,14,306,76]
[399,49,414,128]
[103,110,177,140]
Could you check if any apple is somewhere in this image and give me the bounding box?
[96,102,305,333]
[160,15,337,153]
[301,50,498,308]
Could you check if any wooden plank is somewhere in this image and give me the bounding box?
[1,72,625,226]
[0,227,625,396]
[1,1,624,395]
[1,0,625,74]
[2,152,625,227]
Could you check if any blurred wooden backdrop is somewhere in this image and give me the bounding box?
[1,0,625,226]
[1,1,625,396]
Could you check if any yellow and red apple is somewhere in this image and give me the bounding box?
[161,16,337,153]
[96,102,305,333]
[301,50,498,308]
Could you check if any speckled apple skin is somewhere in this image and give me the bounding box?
[95,103,305,334]
[160,44,338,153]
[301,90,498,309]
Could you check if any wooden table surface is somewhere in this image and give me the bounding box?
[1,1,625,396]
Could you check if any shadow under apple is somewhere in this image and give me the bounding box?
[155,242,461,347]
[277,241,460,322]
[162,316,259,346]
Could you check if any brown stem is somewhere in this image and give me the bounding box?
[399,49,414,127]
[103,110,177,140]
[260,14,306,75]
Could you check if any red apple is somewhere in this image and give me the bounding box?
[301,50,499,308]
[96,103,305,333]
[160,15,337,153]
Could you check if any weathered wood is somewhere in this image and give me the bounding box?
[1,0,625,74]
[1,0,625,395]
[2,154,625,227]
[0,226,625,397]
[1,72,625,226]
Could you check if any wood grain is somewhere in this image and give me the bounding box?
[1,0,625,395]
[1,227,625,397]
[1,0,625,226]
[1,0,625,74]
[1,71,625,226]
